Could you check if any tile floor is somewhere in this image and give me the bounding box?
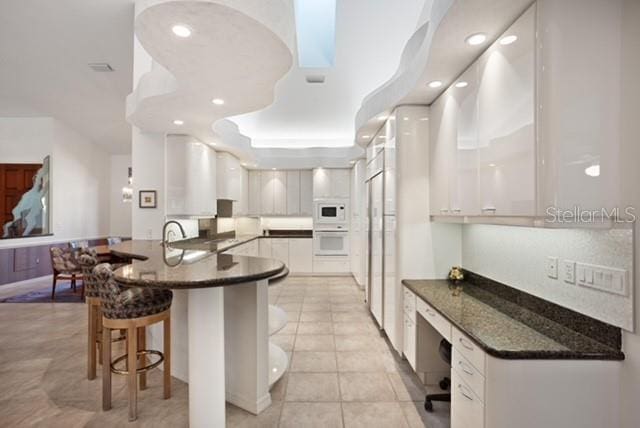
[0,275,450,427]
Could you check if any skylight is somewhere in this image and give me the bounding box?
[294,0,336,68]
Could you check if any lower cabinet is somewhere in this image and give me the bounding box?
[451,370,485,428]
[271,238,289,266]
[259,239,272,258]
[403,313,417,371]
[289,239,313,273]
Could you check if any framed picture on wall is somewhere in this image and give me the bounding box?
[139,190,157,208]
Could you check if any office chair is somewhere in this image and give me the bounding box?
[425,338,452,412]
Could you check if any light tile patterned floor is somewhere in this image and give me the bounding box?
[0,275,450,427]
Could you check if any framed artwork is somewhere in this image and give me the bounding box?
[139,190,157,208]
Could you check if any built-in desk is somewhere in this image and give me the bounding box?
[402,276,623,428]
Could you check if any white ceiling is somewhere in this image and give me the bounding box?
[229,0,425,149]
[0,0,134,154]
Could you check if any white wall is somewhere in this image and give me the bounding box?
[109,154,132,237]
[0,117,110,248]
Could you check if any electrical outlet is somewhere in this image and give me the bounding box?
[546,256,558,279]
[563,260,576,284]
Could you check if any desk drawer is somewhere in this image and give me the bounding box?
[453,347,485,402]
[451,370,484,428]
[416,299,451,342]
[403,287,416,320]
[453,327,486,375]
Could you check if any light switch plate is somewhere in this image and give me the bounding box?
[563,260,576,284]
[546,256,558,279]
[576,262,628,296]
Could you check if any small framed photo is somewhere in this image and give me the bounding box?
[139,190,157,208]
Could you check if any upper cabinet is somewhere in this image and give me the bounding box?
[216,152,242,201]
[247,170,314,216]
[313,168,351,200]
[430,5,535,218]
[430,0,632,225]
[166,135,217,217]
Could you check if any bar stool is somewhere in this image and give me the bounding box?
[93,263,172,422]
[78,251,126,380]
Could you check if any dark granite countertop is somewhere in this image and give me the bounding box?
[402,279,624,361]
[109,240,285,289]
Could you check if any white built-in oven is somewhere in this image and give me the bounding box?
[314,201,347,224]
[314,228,349,256]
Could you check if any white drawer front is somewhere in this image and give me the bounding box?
[416,298,451,342]
[453,347,485,403]
[403,287,416,320]
[452,327,486,375]
[451,370,484,428]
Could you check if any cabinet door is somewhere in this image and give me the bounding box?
[299,170,313,215]
[404,313,416,371]
[238,167,249,216]
[248,170,261,215]
[331,169,350,199]
[273,171,287,215]
[259,239,272,258]
[289,238,312,273]
[429,95,452,216]
[286,170,301,215]
[313,168,331,199]
[271,238,289,266]
[477,7,535,216]
[260,171,275,215]
[450,63,480,216]
[384,141,396,215]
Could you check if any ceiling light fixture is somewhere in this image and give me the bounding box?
[211,98,225,105]
[377,115,387,121]
[272,168,277,171]
[173,119,184,125]
[361,135,370,139]
[500,35,518,45]
[455,81,469,88]
[585,164,600,177]
[172,24,192,38]
[403,117,409,121]
[465,33,487,46]
[428,80,443,88]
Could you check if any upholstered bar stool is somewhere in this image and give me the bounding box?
[93,264,172,422]
[78,251,126,380]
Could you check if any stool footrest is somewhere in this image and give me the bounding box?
[111,350,164,375]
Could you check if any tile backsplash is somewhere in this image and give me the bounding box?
[461,224,634,331]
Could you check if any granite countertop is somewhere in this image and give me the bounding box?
[402,279,624,360]
[109,240,285,289]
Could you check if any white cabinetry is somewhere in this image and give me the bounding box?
[271,238,289,266]
[286,171,300,215]
[259,238,272,258]
[300,170,313,215]
[289,239,313,273]
[166,135,217,216]
[313,168,350,200]
[260,171,275,215]
[216,152,242,202]
[238,167,249,216]
[273,171,287,215]
[429,6,535,218]
[248,170,261,216]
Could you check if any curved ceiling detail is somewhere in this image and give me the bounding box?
[355,0,534,146]
[126,0,295,161]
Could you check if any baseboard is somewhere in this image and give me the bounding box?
[225,390,272,415]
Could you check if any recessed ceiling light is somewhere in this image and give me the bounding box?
[349,160,355,164]
[488,163,496,167]
[428,80,443,88]
[272,168,277,170]
[465,33,487,46]
[455,81,468,88]
[377,115,387,121]
[419,117,429,121]
[377,135,386,139]
[172,25,192,38]
[211,98,225,105]
[173,119,184,125]
[403,117,409,121]
[585,164,600,177]
[500,35,518,45]
[361,135,370,139]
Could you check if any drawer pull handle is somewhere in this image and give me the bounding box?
[459,361,474,376]
[459,337,474,351]
[458,384,473,401]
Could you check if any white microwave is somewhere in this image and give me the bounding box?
[315,201,347,224]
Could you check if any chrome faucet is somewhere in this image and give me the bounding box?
[162,220,186,246]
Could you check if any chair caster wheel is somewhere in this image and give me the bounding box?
[424,399,433,412]
[439,378,450,390]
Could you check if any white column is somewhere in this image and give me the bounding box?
[224,279,271,414]
[188,287,226,427]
